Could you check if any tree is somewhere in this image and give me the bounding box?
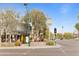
[75,23,79,38]
[63,32,73,39]
[22,9,47,41]
[0,9,18,35]
[56,33,62,39]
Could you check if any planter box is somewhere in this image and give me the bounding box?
[30,42,46,47]
[0,42,15,47]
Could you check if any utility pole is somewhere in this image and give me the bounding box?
[61,26,64,40]
[24,3,32,47]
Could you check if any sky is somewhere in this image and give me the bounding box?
[0,3,79,33]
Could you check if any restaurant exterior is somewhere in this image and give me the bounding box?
[0,20,28,47]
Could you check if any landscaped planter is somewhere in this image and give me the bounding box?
[30,42,46,47]
[0,42,15,47]
[46,41,56,46]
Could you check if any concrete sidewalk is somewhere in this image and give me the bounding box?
[0,44,61,49]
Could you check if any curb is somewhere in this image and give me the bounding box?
[0,44,62,49]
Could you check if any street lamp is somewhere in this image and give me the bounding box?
[23,3,32,47]
[61,26,64,40]
[46,17,52,41]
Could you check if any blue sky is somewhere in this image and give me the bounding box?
[0,3,79,33]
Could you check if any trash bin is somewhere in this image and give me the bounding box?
[15,35,21,46]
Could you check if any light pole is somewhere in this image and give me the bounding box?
[46,17,52,41]
[61,26,64,40]
[24,3,32,47]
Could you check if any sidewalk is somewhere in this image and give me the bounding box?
[0,44,62,49]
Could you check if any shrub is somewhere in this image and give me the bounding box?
[46,41,56,46]
[56,33,62,39]
[63,32,73,39]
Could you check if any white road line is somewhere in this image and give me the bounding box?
[0,52,29,55]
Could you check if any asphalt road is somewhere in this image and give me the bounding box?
[0,39,79,56]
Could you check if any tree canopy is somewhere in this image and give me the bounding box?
[75,23,79,31]
[21,9,50,41]
[0,9,18,34]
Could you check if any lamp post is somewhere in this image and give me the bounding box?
[23,3,32,47]
[61,26,64,40]
[46,17,52,41]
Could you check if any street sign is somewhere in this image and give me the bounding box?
[26,36,29,43]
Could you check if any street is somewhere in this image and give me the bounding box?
[0,39,79,56]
